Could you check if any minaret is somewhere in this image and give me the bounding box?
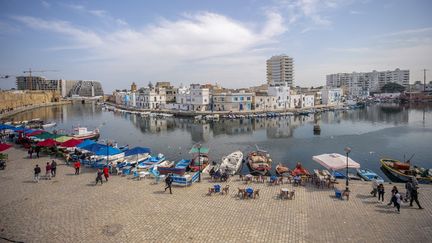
[131,82,137,92]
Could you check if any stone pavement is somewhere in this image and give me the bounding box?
[0,147,431,243]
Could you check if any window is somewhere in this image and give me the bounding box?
[240,97,244,101]
[204,99,207,102]
[247,97,251,101]
[234,97,238,101]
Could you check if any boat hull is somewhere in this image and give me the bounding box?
[380,159,432,184]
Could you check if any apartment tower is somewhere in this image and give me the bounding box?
[266,55,294,87]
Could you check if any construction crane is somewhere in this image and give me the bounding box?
[23,68,58,90]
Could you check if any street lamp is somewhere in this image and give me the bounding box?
[344,146,351,191]
[197,143,201,182]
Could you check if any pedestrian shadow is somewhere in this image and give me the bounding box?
[22,180,35,184]
[64,173,76,176]
[152,191,168,194]
[375,209,396,214]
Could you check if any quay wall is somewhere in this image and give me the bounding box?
[0,99,71,119]
[105,102,338,117]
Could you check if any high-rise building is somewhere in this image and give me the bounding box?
[326,68,409,94]
[266,55,294,87]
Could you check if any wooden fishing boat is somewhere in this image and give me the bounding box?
[137,154,165,169]
[291,162,310,176]
[356,168,384,183]
[42,122,57,129]
[158,159,191,175]
[380,158,432,184]
[72,127,100,140]
[275,163,291,176]
[219,151,243,175]
[189,154,209,172]
[247,150,272,175]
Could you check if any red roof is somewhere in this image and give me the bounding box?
[60,138,83,148]
[36,138,60,147]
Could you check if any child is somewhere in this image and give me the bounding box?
[394,192,402,213]
[377,184,385,203]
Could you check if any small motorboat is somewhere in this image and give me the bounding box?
[158,159,191,175]
[42,122,57,129]
[137,154,165,170]
[275,163,291,176]
[247,149,272,175]
[356,168,384,183]
[219,151,243,175]
[291,162,310,176]
[189,153,209,172]
[380,158,432,184]
[72,127,100,140]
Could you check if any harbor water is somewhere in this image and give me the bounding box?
[7,102,432,180]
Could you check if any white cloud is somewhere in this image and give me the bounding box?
[64,4,128,27]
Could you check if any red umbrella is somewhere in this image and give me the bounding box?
[0,143,12,152]
[60,138,83,148]
[36,138,60,147]
[26,130,44,137]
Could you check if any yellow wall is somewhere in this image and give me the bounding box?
[0,90,60,110]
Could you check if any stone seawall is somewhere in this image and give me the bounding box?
[0,90,61,110]
[0,100,71,119]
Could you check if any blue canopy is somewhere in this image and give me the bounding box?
[23,129,37,134]
[80,143,105,153]
[76,139,96,148]
[95,146,122,156]
[124,147,151,156]
[0,124,16,130]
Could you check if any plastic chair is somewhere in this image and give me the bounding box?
[214,184,221,193]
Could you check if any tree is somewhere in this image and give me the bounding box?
[381,82,405,93]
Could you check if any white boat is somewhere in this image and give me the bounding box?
[219,151,243,175]
[123,153,151,166]
[72,127,100,140]
[42,122,57,129]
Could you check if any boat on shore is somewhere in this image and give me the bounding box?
[291,162,310,176]
[356,168,384,182]
[380,158,432,184]
[42,122,57,129]
[137,154,165,169]
[247,149,272,175]
[189,153,209,172]
[158,159,191,175]
[72,127,100,140]
[275,163,291,176]
[219,151,243,175]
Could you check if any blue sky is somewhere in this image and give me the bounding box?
[0,0,431,92]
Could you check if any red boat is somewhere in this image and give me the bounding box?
[291,162,310,176]
[247,150,272,175]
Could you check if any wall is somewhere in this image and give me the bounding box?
[0,90,60,111]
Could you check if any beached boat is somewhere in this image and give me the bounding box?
[380,158,432,184]
[158,159,191,175]
[137,154,165,169]
[219,151,243,175]
[291,162,310,176]
[72,127,100,140]
[189,153,209,172]
[247,150,272,175]
[42,122,57,129]
[356,168,384,182]
[275,163,291,176]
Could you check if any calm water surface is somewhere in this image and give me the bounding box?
[9,103,432,180]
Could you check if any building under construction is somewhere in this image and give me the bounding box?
[16,76,104,97]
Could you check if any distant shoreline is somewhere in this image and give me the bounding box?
[0,100,72,120]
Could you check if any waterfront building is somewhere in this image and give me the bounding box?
[212,91,253,112]
[252,91,278,111]
[16,76,104,97]
[174,84,210,111]
[137,88,166,109]
[267,85,291,110]
[326,68,409,95]
[156,82,177,103]
[290,94,314,109]
[321,87,342,105]
[266,54,294,87]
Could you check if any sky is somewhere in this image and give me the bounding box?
[0,0,431,92]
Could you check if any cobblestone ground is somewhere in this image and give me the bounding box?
[0,147,431,243]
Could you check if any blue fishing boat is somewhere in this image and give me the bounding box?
[356,168,384,182]
[137,154,165,169]
[158,159,191,175]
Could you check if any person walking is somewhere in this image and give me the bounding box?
[408,178,423,209]
[51,160,57,177]
[377,183,385,203]
[370,176,379,197]
[387,186,399,206]
[34,164,41,183]
[35,146,41,158]
[394,191,402,213]
[28,148,33,159]
[45,162,52,180]
[164,174,173,194]
[103,166,109,182]
[95,169,103,185]
[74,160,81,175]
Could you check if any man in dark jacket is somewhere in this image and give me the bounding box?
[35,146,41,158]
[164,174,173,194]
[51,160,57,177]
[408,178,423,209]
[34,164,41,183]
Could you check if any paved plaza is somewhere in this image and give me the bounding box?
[0,147,431,243]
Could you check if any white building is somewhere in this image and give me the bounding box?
[174,84,210,111]
[326,68,409,95]
[267,54,294,87]
[268,85,291,110]
[290,94,314,108]
[137,88,166,109]
[321,87,342,105]
[253,92,278,111]
[212,91,253,112]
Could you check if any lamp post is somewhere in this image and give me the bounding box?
[344,146,351,191]
[197,143,201,182]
